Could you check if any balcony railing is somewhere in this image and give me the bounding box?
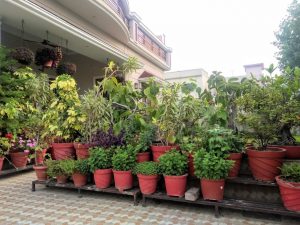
[104,0,129,27]
[137,28,167,62]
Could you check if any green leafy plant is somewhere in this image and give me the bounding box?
[112,146,136,171]
[73,159,89,175]
[158,150,188,176]
[133,161,159,175]
[88,147,113,172]
[46,159,73,177]
[280,163,300,182]
[0,137,11,157]
[194,151,234,180]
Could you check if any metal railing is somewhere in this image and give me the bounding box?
[104,0,129,27]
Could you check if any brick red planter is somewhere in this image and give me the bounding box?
[136,152,151,163]
[94,168,112,189]
[270,145,300,159]
[9,152,29,168]
[227,153,242,178]
[52,143,75,160]
[151,145,178,162]
[33,165,47,181]
[137,174,158,194]
[72,173,87,187]
[0,157,4,171]
[201,178,225,201]
[113,170,133,191]
[74,143,90,159]
[164,174,187,197]
[35,149,47,165]
[56,175,68,184]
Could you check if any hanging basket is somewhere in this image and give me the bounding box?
[35,48,56,67]
[11,47,34,65]
[56,62,77,75]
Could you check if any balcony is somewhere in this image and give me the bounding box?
[104,0,129,28]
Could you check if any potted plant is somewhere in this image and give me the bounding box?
[88,147,113,189]
[194,151,234,201]
[10,47,34,65]
[46,159,72,184]
[9,136,32,168]
[56,62,77,75]
[112,146,136,191]
[0,137,11,171]
[35,48,56,68]
[276,163,300,212]
[133,161,159,195]
[71,159,89,187]
[32,144,50,181]
[158,150,188,197]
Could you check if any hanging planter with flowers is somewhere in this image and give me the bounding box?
[35,48,56,68]
[11,47,34,65]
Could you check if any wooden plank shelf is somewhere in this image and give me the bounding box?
[32,179,141,205]
[226,176,277,187]
[0,164,33,178]
[142,192,300,218]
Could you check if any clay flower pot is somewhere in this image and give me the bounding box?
[52,143,75,160]
[35,149,48,165]
[276,176,300,212]
[33,165,47,181]
[247,147,286,181]
[72,173,87,187]
[0,157,4,171]
[151,145,178,162]
[9,152,29,168]
[136,152,151,163]
[270,145,300,159]
[56,175,68,184]
[201,178,225,201]
[188,153,195,177]
[164,174,188,197]
[113,170,133,191]
[227,153,243,178]
[94,168,112,189]
[137,174,159,195]
[74,143,90,159]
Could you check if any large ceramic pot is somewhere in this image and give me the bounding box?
[164,174,187,197]
[52,143,75,160]
[270,145,300,159]
[201,178,225,201]
[33,165,47,181]
[72,173,87,187]
[0,157,4,171]
[9,152,29,168]
[247,147,286,181]
[227,152,243,178]
[74,143,90,159]
[35,149,48,165]
[151,145,179,162]
[94,168,112,189]
[276,176,300,212]
[137,174,158,195]
[113,170,133,191]
[136,152,151,163]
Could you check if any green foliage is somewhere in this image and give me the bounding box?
[73,159,89,175]
[0,137,11,157]
[133,161,159,175]
[158,150,188,176]
[112,145,136,171]
[194,151,234,179]
[46,159,73,177]
[88,147,113,171]
[280,163,300,182]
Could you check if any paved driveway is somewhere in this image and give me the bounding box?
[0,172,298,225]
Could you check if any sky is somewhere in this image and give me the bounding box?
[129,0,292,76]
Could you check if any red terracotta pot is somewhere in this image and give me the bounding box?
[52,143,75,160]
[113,170,133,191]
[9,152,29,168]
[94,168,112,189]
[270,145,300,159]
[0,157,4,171]
[35,149,47,165]
[74,143,90,159]
[136,152,151,163]
[188,153,195,177]
[247,147,286,181]
[227,152,243,178]
[44,60,53,68]
[33,165,47,181]
[151,145,178,162]
[201,178,225,201]
[137,174,158,194]
[164,174,188,197]
[56,175,68,184]
[72,173,87,187]
[276,176,300,212]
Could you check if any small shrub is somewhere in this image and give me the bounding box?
[112,146,136,171]
[46,159,73,177]
[158,150,188,176]
[73,159,89,175]
[133,162,159,175]
[88,147,112,172]
[280,163,300,182]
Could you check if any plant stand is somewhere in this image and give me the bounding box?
[0,164,33,178]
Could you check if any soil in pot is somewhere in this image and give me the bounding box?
[136,152,151,163]
[164,174,187,197]
[74,143,90,159]
[0,157,4,171]
[276,176,300,212]
[56,175,68,184]
[113,170,133,191]
[9,152,29,168]
[227,153,243,178]
[201,178,225,201]
[94,168,112,189]
[35,149,48,165]
[52,143,75,160]
[33,165,47,181]
[72,173,87,187]
[137,174,158,194]
[151,145,178,162]
[247,147,286,182]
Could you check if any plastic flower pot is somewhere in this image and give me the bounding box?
[201,178,225,201]
[188,153,195,177]
[276,176,300,212]
[164,174,188,197]
[270,145,300,159]
[72,173,87,187]
[151,145,179,162]
[227,153,243,178]
[94,168,112,189]
[137,174,158,195]
[136,152,151,163]
[247,147,286,181]
[113,170,133,191]
[52,143,75,160]
[9,152,29,168]
[56,175,68,184]
[74,143,90,159]
[35,149,47,165]
[0,157,4,171]
[33,165,47,181]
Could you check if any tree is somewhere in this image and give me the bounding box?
[275,0,300,70]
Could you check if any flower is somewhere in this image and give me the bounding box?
[5,133,13,139]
